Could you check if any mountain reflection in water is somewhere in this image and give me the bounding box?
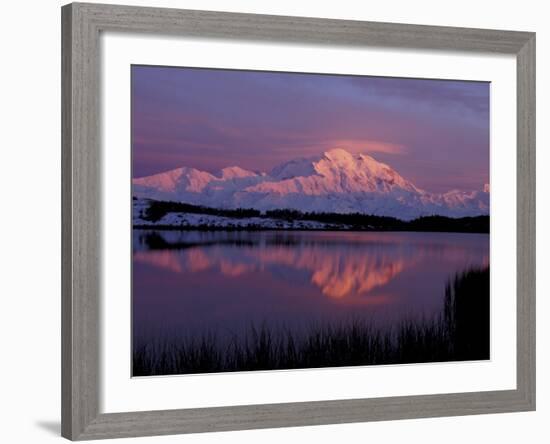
[133,230,489,342]
[134,238,410,300]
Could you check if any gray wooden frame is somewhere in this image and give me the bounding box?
[61,2,536,440]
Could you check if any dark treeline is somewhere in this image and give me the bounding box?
[141,199,261,221]
[133,267,490,376]
[138,199,489,233]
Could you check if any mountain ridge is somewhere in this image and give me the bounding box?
[133,149,489,220]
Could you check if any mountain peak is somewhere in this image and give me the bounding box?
[133,166,214,193]
[216,166,257,180]
[323,148,354,161]
[322,149,385,172]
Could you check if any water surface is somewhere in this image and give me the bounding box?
[133,230,489,344]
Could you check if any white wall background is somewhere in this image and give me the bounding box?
[0,1,546,443]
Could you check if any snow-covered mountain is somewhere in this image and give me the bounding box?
[133,148,489,220]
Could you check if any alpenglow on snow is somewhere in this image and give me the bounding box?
[133,148,489,220]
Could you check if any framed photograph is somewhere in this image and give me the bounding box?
[61,2,535,440]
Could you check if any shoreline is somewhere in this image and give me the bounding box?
[133,225,490,234]
[133,199,490,234]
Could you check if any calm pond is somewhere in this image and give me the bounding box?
[133,230,489,344]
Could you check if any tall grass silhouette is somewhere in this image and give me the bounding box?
[133,267,489,376]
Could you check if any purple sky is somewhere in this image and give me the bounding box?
[132,65,489,194]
